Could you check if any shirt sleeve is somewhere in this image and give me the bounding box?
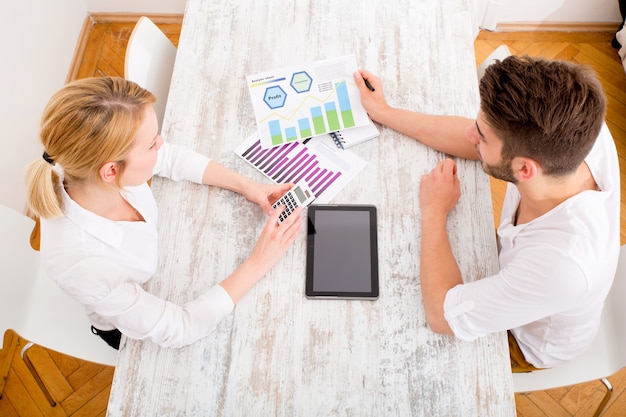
[443,246,588,341]
[56,257,234,348]
[153,141,211,184]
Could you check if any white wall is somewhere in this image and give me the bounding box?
[482,0,622,29]
[83,0,622,24]
[470,0,490,37]
[0,0,87,212]
[82,0,186,14]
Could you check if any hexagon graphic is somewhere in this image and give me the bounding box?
[290,71,312,93]
[263,86,287,109]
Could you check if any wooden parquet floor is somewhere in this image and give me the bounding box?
[72,17,182,80]
[0,330,113,416]
[1,15,625,416]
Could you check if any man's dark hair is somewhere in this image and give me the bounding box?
[480,56,607,176]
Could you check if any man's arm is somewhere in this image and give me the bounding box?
[419,159,464,334]
[354,70,480,161]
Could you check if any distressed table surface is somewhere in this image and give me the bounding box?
[106,0,515,415]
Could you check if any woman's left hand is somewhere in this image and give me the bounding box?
[245,182,294,214]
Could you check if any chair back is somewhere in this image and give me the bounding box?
[477,45,511,80]
[0,204,117,366]
[124,16,177,128]
[0,205,40,333]
[513,245,626,392]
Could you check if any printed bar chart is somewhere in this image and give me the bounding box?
[285,127,298,142]
[246,55,370,149]
[239,137,338,196]
[269,120,283,145]
[298,118,312,138]
[324,102,341,131]
[336,81,355,128]
[311,106,326,135]
[235,132,367,204]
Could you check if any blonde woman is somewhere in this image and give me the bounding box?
[25,77,301,350]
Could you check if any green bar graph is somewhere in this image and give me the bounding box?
[324,102,340,131]
[265,82,361,146]
[336,81,355,128]
[269,120,283,145]
[298,118,312,138]
[285,127,298,142]
[311,106,326,134]
[341,110,355,128]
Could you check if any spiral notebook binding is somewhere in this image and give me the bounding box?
[329,132,346,149]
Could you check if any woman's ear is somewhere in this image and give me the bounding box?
[512,157,539,182]
[99,162,119,184]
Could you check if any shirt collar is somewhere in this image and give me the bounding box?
[60,182,125,248]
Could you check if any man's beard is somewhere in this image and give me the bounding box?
[476,146,518,184]
[482,159,517,183]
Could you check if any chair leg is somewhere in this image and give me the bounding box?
[21,342,56,407]
[592,377,613,417]
[0,330,19,399]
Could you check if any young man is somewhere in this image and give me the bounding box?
[354,56,620,371]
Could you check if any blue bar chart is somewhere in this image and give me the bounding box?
[246,55,370,149]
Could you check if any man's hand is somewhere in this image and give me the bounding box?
[353,70,392,123]
[419,159,461,220]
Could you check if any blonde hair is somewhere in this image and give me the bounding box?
[25,77,156,219]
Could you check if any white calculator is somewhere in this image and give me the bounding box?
[272,180,315,223]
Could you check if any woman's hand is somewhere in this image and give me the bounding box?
[202,161,294,214]
[218,204,303,305]
[244,182,294,215]
[248,206,303,273]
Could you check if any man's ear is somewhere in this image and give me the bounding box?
[99,162,119,184]
[512,157,539,182]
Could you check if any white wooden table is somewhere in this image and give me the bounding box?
[106,0,515,415]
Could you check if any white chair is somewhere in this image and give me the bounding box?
[513,245,626,417]
[617,19,626,73]
[0,203,118,366]
[477,44,511,80]
[124,16,177,128]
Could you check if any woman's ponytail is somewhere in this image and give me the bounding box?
[25,157,62,219]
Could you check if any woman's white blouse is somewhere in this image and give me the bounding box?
[40,142,235,348]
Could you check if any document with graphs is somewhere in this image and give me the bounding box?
[234,131,367,204]
[246,55,370,149]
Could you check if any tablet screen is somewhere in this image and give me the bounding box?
[305,205,378,299]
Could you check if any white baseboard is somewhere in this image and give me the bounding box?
[496,21,621,32]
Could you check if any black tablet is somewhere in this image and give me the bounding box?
[305,205,379,299]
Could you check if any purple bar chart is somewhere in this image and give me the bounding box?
[235,132,367,204]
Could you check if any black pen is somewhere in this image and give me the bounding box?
[364,79,375,92]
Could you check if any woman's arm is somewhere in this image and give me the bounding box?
[201,161,293,214]
[219,207,302,303]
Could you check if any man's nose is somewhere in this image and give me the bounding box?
[465,125,479,145]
